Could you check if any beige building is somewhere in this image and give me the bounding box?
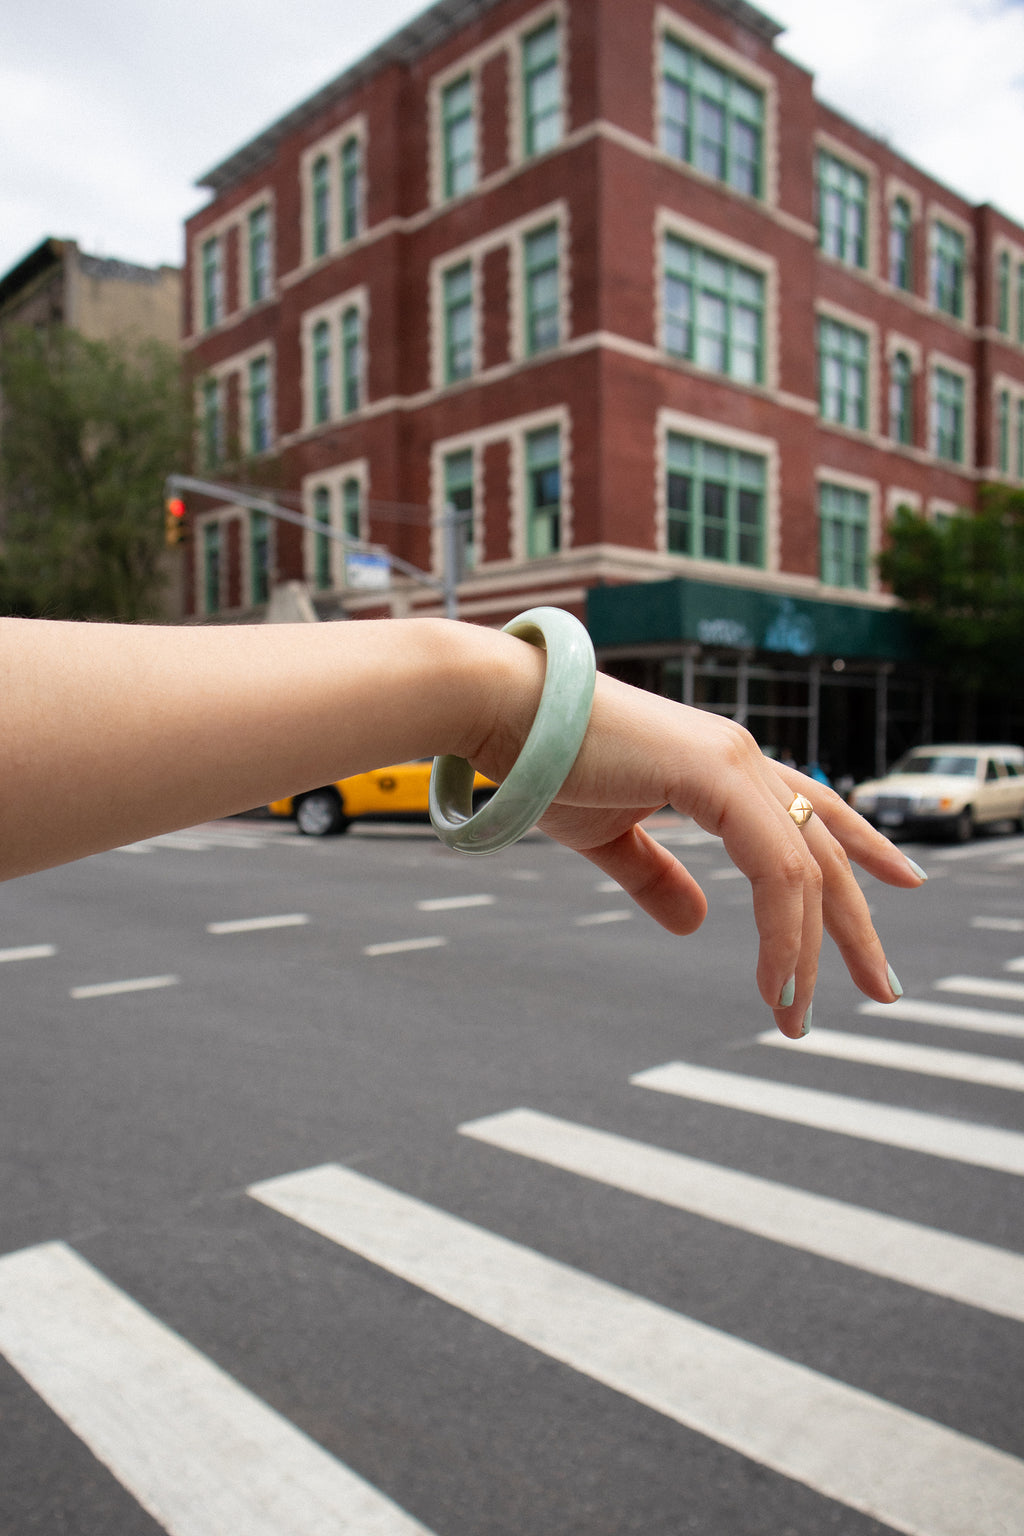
[0,237,181,346]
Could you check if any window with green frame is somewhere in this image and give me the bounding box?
[817,151,868,269]
[819,482,869,590]
[248,206,271,303]
[663,233,763,384]
[525,425,561,556]
[341,307,361,413]
[997,388,1010,473]
[996,250,1010,333]
[249,356,270,454]
[250,511,270,605]
[201,237,221,328]
[931,221,965,318]
[665,433,765,566]
[443,262,474,382]
[1017,398,1024,480]
[342,477,362,584]
[888,350,913,444]
[201,377,221,468]
[313,485,332,590]
[818,316,869,429]
[660,34,763,198]
[312,155,330,258]
[524,224,560,354]
[522,20,562,156]
[444,448,475,573]
[442,75,476,197]
[932,366,965,462]
[888,197,912,290]
[203,522,222,614]
[1018,262,1024,346]
[312,320,331,424]
[341,137,360,242]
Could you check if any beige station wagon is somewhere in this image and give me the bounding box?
[850,744,1024,842]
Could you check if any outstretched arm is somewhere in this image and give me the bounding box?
[0,615,923,1037]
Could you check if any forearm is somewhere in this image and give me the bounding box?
[0,616,543,881]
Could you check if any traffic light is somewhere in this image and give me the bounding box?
[164,496,187,547]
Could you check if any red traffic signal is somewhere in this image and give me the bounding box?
[164,496,188,547]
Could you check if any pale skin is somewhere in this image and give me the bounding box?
[0,615,924,1038]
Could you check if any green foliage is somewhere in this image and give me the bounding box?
[878,488,1024,689]
[0,325,191,620]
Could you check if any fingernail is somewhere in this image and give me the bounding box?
[886,964,903,1000]
[905,857,928,881]
[777,975,796,1009]
[798,1004,813,1037]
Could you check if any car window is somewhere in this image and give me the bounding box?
[985,759,1002,781]
[1001,760,1021,777]
[895,753,979,777]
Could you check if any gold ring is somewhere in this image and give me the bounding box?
[787,793,814,828]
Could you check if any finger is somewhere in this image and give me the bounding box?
[768,768,927,889]
[542,807,709,934]
[809,822,905,1004]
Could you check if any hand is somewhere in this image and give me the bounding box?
[510,674,921,1040]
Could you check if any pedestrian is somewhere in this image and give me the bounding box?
[0,608,923,1037]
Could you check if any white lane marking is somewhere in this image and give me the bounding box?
[859,997,1024,1039]
[574,910,632,926]
[757,1028,1024,1094]
[251,1164,1024,1536]
[932,839,1022,861]
[0,1243,435,1536]
[115,843,154,855]
[70,975,179,1000]
[709,867,746,881]
[1007,956,1024,973]
[595,880,620,892]
[0,943,57,963]
[206,913,309,935]
[935,974,1024,1003]
[631,1061,1024,1176]
[415,895,495,912]
[972,916,1024,932]
[460,1108,1024,1325]
[362,936,448,957]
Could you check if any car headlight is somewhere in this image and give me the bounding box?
[916,795,959,813]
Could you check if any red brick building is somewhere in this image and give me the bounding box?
[181,0,1024,776]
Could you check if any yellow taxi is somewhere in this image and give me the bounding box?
[268,761,495,837]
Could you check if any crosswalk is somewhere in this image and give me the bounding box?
[2,898,1024,1531]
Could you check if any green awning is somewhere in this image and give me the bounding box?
[587,577,916,661]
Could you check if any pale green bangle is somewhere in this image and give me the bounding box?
[429,606,597,855]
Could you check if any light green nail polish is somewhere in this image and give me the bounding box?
[905,858,928,881]
[778,975,796,1009]
[887,964,903,999]
[798,1004,813,1037]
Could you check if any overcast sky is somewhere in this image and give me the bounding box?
[2,0,1022,278]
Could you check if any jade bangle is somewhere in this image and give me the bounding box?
[429,607,597,855]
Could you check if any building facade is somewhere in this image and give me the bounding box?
[0,238,181,348]
[180,0,1024,778]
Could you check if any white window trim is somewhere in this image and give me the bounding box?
[814,467,882,595]
[883,178,921,292]
[429,64,480,207]
[300,286,369,431]
[236,190,276,309]
[990,373,1024,479]
[928,350,974,464]
[815,301,880,437]
[194,230,225,335]
[509,1,568,167]
[238,342,276,457]
[193,507,234,616]
[302,459,370,591]
[886,487,922,519]
[656,408,780,574]
[431,253,481,390]
[814,130,879,280]
[656,208,779,391]
[926,202,974,323]
[299,114,367,267]
[509,202,570,363]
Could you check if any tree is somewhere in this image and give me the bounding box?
[878,487,1024,694]
[0,325,191,620]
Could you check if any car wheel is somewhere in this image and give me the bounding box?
[295,788,348,837]
[951,807,975,843]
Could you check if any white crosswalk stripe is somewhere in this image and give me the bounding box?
[251,1162,1024,1536]
[757,1026,1024,1092]
[860,995,1024,1038]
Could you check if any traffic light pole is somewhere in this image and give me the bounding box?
[164,475,467,621]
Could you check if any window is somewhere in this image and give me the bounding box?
[442,75,476,198]
[663,234,763,384]
[313,485,332,590]
[819,482,869,590]
[201,377,222,468]
[312,321,331,424]
[889,351,913,444]
[1018,398,1024,480]
[523,20,562,156]
[342,477,363,584]
[660,34,763,197]
[997,250,1010,334]
[443,262,474,382]
[931,221,965,318]
[203,523,222,614]
[932,366,965,462]
[249,356,271,454]
[997,388,1010,473]
[341,136,361,242]
[817,151,868,269]
[818,317,869,429]
[201,237,222,328]
[444,449,475,573]
[888,197,912,290]
[524,224,560,354]
[250,512,270,605]
[341,306,362,413]
[525,425,561,556]
[248,206,271,303]
[312,155,330,259]
[1018,262,1024,346]
[666,432,765,566]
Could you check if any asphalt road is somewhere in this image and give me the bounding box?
[1,812,1022,1536]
